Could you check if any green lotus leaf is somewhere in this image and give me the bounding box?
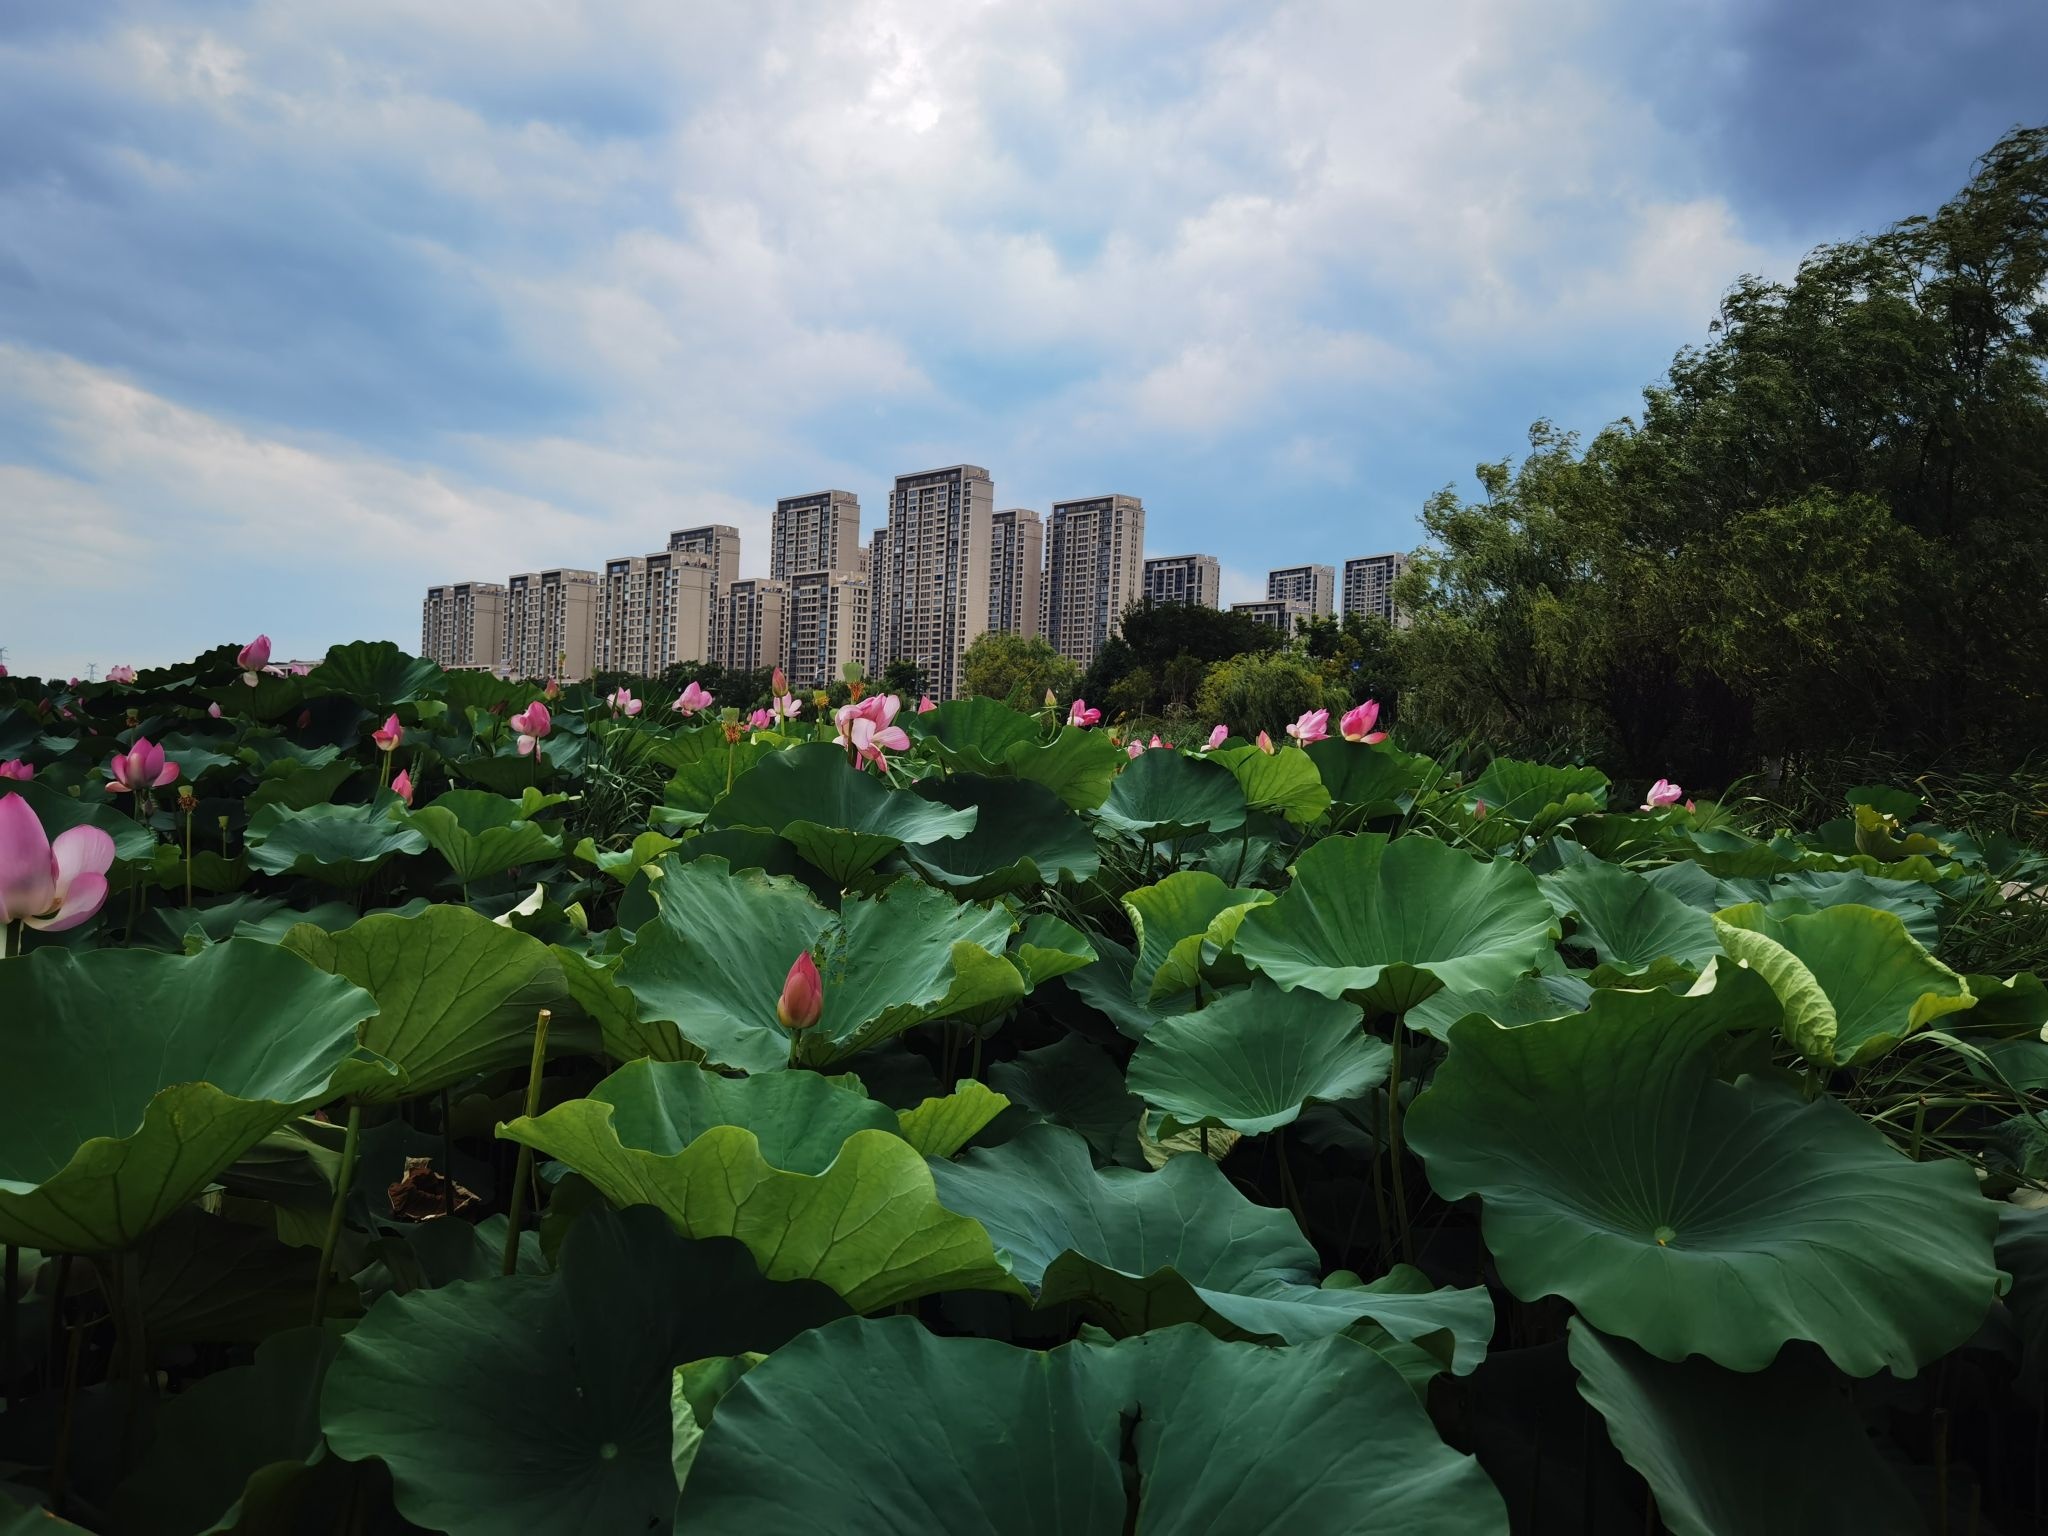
[307,639,443,706]
[914,696,1045,772]
[1327,1262,1498,1387]
[1463,758,1608,820]
[398,788,564,885]
[930,1123,1476,1348]
[1406,975,1589,1041]
[1715,868,1944,948]
[616,858,1016,1072]
[903,774,1101,897]
[449,750,557,797]
[243,754,359,813]
[128,1206,347,1344]
[897,1081,1012,1157]
[706,741,976,884]
[155,731,240,783]
[245,802,429,887]
[500,1061,1024,1311]
[571,829,681,882]
[1304,738,1431,816]
[1962,969,2048,1030]
[548,942,689,1066]
[1712,901,1976,1066]
[1407,967,2000,1374]
[1568,1321,1921,1536]
[1124,870,1273,1004]
[0,943,391,1252]
[990,1035,1146,1166]
[1208,742,1332,825]
[1539,853,1721,974]
[3,777,155,862]
[1998,1206,2048,1397]
[109,843,250,897]
[1060,929,1198,1039]
[1127,978,1390,1136]
[1012,912,1099,989]
[681,1317,1507,1533]
[664,731,776,817]
[992,723,1122,811]
[1235,834,1558,1012]
[321,1207,847,1536]
[283,903,590,1102]
[1853,803,1949,862]
[661,826,841,906]
[1095,749,1248,838]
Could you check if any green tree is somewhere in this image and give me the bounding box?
[1081,602,1285,717]
[880,659,927,699]
[961,632,1080,707]
[1196,652,1337,738]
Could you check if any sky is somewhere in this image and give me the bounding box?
[1,1,2042,679]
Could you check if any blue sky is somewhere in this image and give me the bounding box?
[1,1,2041,678]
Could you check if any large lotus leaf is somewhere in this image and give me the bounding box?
[549,943,691,1067]
[1127,979,1390,1136]
[0,943,390,1252]
[1715,868,1944,949]
[1012,912,1099,989]
[2,777,155,861]
[618,860,1017,1072]
[500,1062,1023,1311]
[1712,902,1975,1066]
[129,1207,344,1344]
[997,723,1124,812]
[243,755,359,814]
[1208,743,1332,826]
[399,788,564,885]
[895,1082,1012,1158]
[1407,974,1589,1042]
[1464,758,1608,819]
[571,829,681,883]
[1060,930,1198,1040]
[1095,750,1247,838]
[914,696,1045,771]
[1998,1206,2048,1396]
[1235,833,1558,1012]
[1123,871,1272,1003]
[990,1035,1147,1166]
[682,1317,1507,1532]
[1408,967,2000,1375]
[1539,854,1721,974]
[930,1123,1481,1350]
[1853,803,1951,862]
[282,904,588,1101]
[1328,1262,1499,1387]
[1568,1322,1923,1536]
[245,802,429,887]
[307,640,443,705]
[903,773,1100,897]
[706,741,975,884]
[664,732,776,817]
[321,1207,846,1536]
[1305,738,1431,815]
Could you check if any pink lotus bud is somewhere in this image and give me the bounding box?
[1474,799,1487,819]
[0,796,115,933]
[393,768,415,807]
[1286,709,1329,745]
[0,760,31,781]
[672,681,714,715]
[543,678,561,700]
[916,695,937,714]
[1641,778,1684,811]
[1684,799,1697,814]
[296,708,312,729]
[372,713,404,752]
[1043,689,1058,709]
[105,738,178,794]
[1339,700,1386,743]
[1256,731,1275,755]
[237,634,272,685]
[777,952,823,1030]
[1207,724,1229,750]
[1067,699,1102,728]
[771,668,788,696]
[207,702,223,718]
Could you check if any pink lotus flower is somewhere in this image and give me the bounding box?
[749,708,774,730]
[608,687,643,716]
[392,768,415,807]
[287,663,312,677]
[1286,709,1329,745]
[237,634,272,686]
[1642,778,1684,811]
[1256,731,1275,755]
[833,694,909,768]
[106,665,135,684]
[777,951,824,1030]
[916,695,937,714]
[1474,798,1488,819]
[1685,799,1697,814]
[1068,699,1101,728]
[372,714,404,752]
[770,693,803,723]
[1339,700,1387,744]
[1207,724,1229,750]
[207,702,223,719]
[510,701,552,756]
[0,796,115,935]
[0,760,30,781]
[1125,741,1143,759]
[105,738,179,794]
[672,681,714,716]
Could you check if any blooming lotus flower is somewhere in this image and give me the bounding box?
[237,634,272,686]
[1642,778,1684,811]
[1067,699,1101,728]
[833,694,909,768]
[372,714,404,752]
[673,681,714,715]
[1339,700,1387,744]
[1126,740,1144,759]
[0,796,115,935]
[777,952,823,1030]
[510,702,552,756]
[749,708,774,730]
[393,768,415,807]
[1286,709,1329,745]
[105,738,179,794]
[1207,724,1229,750]
[609,686,643,716]
[106,665,135,684]
[207,701,223,719]
[770,693,803,723]
[1256,730,1275,755]
[287,663,312,677]
[916,695,937,714]
[0,760,29,781]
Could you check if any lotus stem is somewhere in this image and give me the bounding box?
[48,1318,83,1519]
[441,1087,457,1219]
[1388,1019,1414,1264]
[502,1008,552,1276]
[183,806,194,908]
[311,1103,363,1324]
[2,1244,15,1402]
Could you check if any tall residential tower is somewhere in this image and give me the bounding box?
[1342,553,1410,624]
[872,464,995,698]
[503,569,599,681]
[1141,554,1220,609]
[988,507,1045,638]
[421,581,506,670]
[1267,563,1335,619]
[1044,494,1146,668]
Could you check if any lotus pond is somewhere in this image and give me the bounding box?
[1,641,2046,1534]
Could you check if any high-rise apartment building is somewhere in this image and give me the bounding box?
[1142,554,1221,609]
[720,578,789,675]
[770,492,861,581]
[1342,553,1410,624]
[667,524,742,654]
[1231,597,1312,636]
[595,551,716,676]
[784,571,870,689]
[421,581,506,670]
[988,507,1044,638]
[1267,563,1335,618]
[1044,494,1146,668]
[504,569,600,681]
[872,465,995,698]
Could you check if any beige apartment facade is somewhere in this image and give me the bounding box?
[1267,563,1335,618]
[1142,553,1220,609]
[1044,494,1146,669]
[504,569,599,681]
[770,491,862,581]
[720,577,789,675]
[1231,597,1312,636]
[784,570,869,690]
[988,507,1045,639]
[595,551,716,676]
[421,581,506,670]
[667,524,741,655]
[873,464,995,698]
[1342,552,1411,625]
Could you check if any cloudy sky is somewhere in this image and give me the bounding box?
[2,1,2041,678]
